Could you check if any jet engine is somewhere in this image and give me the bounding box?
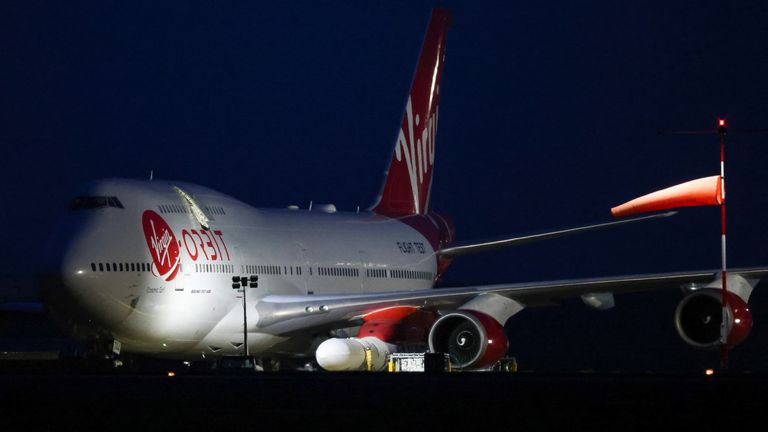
[427,310,508,369]
[674,289,753,349]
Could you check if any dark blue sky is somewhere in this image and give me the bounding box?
[2,1,768,370]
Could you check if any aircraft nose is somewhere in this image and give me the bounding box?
[42,218,132,334]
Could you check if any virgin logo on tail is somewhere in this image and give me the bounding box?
[371,9,449,218]
[395,96,438,214]
[142,210,181,282]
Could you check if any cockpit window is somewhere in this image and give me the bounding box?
[71,196,124,210]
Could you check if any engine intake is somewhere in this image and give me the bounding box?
[428,310,508,369]
[674,289,752,349]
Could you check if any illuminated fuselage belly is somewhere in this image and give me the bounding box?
[48,179,437,358]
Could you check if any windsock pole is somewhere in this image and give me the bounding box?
[718,119,728,370]
[613,117,742,369]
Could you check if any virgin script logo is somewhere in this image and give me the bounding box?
[394,96,437,214]
[142,210,181,282]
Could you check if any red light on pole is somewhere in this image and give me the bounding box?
[717,118,727,137]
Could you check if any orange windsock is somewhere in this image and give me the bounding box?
[611,175,723,218]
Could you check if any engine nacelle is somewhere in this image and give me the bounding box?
[427,310,508,369]
[675,289,753,349]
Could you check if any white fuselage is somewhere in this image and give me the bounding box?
[44,179,439,359]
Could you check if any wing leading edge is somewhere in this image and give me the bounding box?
[437,211,677,257]
[254,267,768,335]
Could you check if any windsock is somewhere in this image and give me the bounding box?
[612,175,722,218]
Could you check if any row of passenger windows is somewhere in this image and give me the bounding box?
[318,267,360,278]
[91,262,150,272]
[88,261,432,281]
[204,205,226,215]
[158,204,226,218]
[158,204,187,214]
[365,268,433,280]
[196,263,234,273]
[239,265,429,280]
[366,268,388,278]
[244,264,297,275]
[390,269,433,280]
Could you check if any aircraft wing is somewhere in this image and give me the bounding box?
[437,211,676,257]
[254,267,768,335]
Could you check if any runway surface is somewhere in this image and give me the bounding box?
[0,363,764,430]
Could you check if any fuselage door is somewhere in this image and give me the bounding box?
[295,242,310,295]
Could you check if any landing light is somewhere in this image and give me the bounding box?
[705,368,715,376]
[167,371,176,377]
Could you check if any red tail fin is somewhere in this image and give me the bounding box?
[372,8,450,217]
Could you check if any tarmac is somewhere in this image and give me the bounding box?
[0,360,765,430]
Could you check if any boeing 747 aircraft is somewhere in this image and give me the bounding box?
[38,8,765,371]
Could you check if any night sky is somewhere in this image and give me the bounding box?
[2,1,768,371]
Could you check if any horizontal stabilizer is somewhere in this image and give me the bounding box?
[437,211,676,257]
